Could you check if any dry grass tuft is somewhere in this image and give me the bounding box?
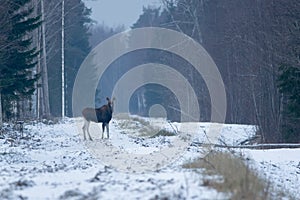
[114,114,175,138]
[150,129,175,138]
[183,150,270,200]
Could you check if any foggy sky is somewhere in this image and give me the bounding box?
[84,0,161,28]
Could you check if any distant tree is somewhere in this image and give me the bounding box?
[278,65,300,117]
[88,23,125,49]
[278,65,300,142]
[132,6,161,28]
[277,0,300,142]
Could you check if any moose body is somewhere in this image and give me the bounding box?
[82,97,115,140]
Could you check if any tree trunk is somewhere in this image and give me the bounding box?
[0,91,2,128]
[61,0,65,118]
[193,142,300,149]
[37,26,42,119]
[41,0,50,118]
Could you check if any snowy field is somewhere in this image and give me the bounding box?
[0,116,299,199]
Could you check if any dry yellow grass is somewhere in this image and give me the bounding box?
[114,114,174,138]
[183,150,270,200]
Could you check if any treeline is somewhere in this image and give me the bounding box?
[0,0,93,123]
[128,0,299,143]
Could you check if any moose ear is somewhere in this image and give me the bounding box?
[106,97,110,101]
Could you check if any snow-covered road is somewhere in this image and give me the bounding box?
[0,117,299,199]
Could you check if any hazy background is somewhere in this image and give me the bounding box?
[84,0,161,28]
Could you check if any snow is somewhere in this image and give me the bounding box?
[244,148,300,199]
[0,116,299,199]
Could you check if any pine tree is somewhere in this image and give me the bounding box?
[278,65,300,142]
[0,0,41,121]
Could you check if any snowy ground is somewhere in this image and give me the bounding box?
[244,148,300,199]
[0,116,299,199]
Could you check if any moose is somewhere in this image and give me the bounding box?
[82,97,115,140]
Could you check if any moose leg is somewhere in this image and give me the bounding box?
[106,123,110,139]
[82,119,87,140]
[82,126,86,140]
[102,123,106,139]
[85,120,93,141]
